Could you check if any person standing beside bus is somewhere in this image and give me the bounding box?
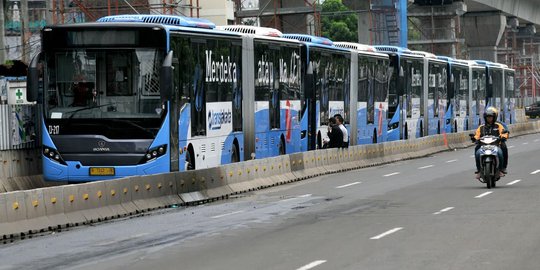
[334,114,349,148]
[323,117,343,148]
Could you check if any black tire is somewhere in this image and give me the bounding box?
[404,124,408,140]
[231,144,239,163]
[419,122,424,137]
[186,146,195,171]
[317,132,322,149]
[279,137,286,155]
[373,129,377,144]
[484,162,492,189]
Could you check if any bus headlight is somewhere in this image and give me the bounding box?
[43,146,66,165]
[140,144,167,164]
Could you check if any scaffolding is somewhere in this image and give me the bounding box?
[368,0,400,46]
[233,0,321,36]
[498,27,540,106]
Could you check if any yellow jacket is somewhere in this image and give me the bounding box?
[474,122,508,141]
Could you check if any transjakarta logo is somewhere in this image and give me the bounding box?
[205,50,237,83]
[208,109,232,130]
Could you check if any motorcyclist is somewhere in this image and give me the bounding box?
[472,107,508,179]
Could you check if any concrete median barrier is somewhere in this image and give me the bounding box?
[104,178,136,217]
[41,186,71,228]
[23,189,50,234]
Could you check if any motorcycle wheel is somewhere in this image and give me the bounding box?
[484,163,492,189]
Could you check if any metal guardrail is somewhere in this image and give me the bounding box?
[1,119,539,239]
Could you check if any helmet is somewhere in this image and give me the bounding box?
[483,106,498,122]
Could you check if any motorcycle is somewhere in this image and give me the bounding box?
[469,134,505,189]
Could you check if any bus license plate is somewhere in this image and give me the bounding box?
[89,167,115,176]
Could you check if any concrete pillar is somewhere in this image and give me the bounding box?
[0,1,5,64]
[462,12,506,62]
[358,11,370,44]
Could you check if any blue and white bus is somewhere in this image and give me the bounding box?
[282,34,351,150]
[436,56,471,133]
[411,51,448,136]
[503,66,516,124]
[27,15,307,181]
[374,46,424,141]
[334,42,391,144]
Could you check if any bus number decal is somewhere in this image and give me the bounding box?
[48,125,60,135]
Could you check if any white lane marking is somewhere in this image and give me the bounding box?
[508,145,515,149]
[506,179,521,186]
[211,210,244,219]
[475,191,493,198]
[418,165,434,170]
[279,194,312,203]
[446,159,457,163]
[523,142,529,145]
[336,182,361,189]
[296,260,327,270]
[383,172,400,177]
[534,139,540,142]
[433,207,454,215]
[370,227,403,239]
[531,170,540,175]
[469,155,475,158]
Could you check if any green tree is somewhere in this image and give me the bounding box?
[321,0,358,42]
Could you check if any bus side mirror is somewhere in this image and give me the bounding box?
[160,50,173,101]
[27,52,42,102]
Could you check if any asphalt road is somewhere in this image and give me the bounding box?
[1,133,540,270]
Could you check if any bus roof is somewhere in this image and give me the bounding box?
[474,60,508,68]
[281,34,334,46]
[334,42,389,58]
[216,25,282,37]
[410,50,437,58]
[97,14,216,29]
[373,45,412,54]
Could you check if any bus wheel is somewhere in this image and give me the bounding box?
[279,137,286,155]
[404,124,408,140]
[231,143,239,163]
[186,146,195,170]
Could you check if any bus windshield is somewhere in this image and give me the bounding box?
[44,48,163,120]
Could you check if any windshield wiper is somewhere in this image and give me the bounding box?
[67,103,113,119]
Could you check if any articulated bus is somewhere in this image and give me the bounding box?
[474,60,516,125]
[503,66,516,124]
[475,60,505,120]
[374,46,424,141]
[26,14,518,182]
[471,61,488,127]
[412,51,448,136]
[27,15,308,182]
[334,42,391,145]
[281,34,351,150]
[437,56,471,133]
